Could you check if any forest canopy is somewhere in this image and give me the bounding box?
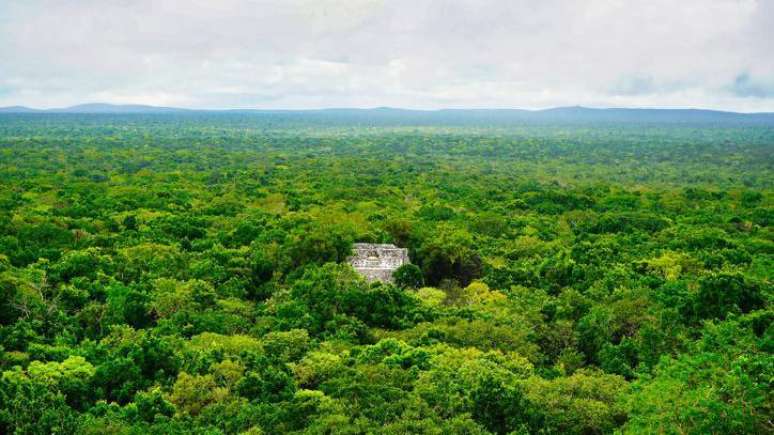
[0,113,771,434]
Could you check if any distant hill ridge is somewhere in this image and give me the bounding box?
[0,103,189,114]
[1,103,773,124]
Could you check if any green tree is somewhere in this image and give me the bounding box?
[393,264,424,289]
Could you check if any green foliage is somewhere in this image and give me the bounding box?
[393,263,424,289]
[170,372,226,416]
[133,387,175,423]
[0,114,770,433]
[624,319,772,434]
[692,272,764,321]
[273,263,427,339]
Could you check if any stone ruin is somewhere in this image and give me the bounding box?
[348,243,410,283]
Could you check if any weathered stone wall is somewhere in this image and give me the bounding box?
[348,243,410,283]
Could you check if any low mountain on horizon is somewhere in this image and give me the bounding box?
[0,103,188,114]
[0,105,43,113]
[1,103,773,124]
[54,103,189,114]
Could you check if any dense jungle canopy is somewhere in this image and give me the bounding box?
[0,113,771,434]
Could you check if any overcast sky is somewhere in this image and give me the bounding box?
[1,0,773,111]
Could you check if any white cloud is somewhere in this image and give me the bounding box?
[0,0,772,110]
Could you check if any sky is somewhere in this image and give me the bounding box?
[1,0,773,111]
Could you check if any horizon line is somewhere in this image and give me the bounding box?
[3,102,774,115]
